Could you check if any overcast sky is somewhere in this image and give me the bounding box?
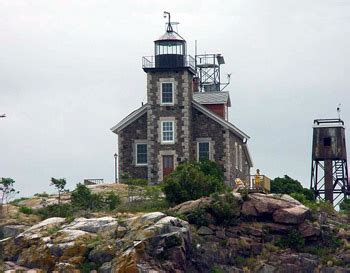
[1,0,349,197]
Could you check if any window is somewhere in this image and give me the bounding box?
[324,137,331,147]
[136,143,147,165]
[161,121,174,143]
[239,145,243,171]
[235,142,238,169]
[198,142,210,161]
[161,82,173,104]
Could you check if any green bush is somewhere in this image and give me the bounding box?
[198,160,224,181]
[19,206,33,214]
[210,193,240,226]
[36,203,73,219]
[104,191,121,210]
[71,184,121,211]
[162,161,225,205]
[271,175,314,201]
[71,183,94,210]
[187,208,209,226]
[340,198,350,212]
[276,229,305,251]
[125,178,148,187]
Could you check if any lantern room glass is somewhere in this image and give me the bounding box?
[155,41,185,55]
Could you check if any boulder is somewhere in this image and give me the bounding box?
[197,226,214,235]
[273,206,311,224]
[62,217,118,233]
[2,225,28,238]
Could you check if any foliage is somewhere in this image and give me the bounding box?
[124,178,148,187]
[70,183,96,210]
[117,199,169,213]
[50,177,67,205]
[36,203,73,219]
[34,192,50,198]
[210,193,240,226]
[276,229,305,251]
[186,208,209,226]
[124,178,148,202]
[211,265,225,273]
[71,184,121,211]
[0,178,18,203]
[162,161,225,205]
[19,206,33,215]
[271,175,314,201]
[340,198,350,212]
[198,160,224,181]
[9,197,29,206]
[104,191,121,210]
[0,177,18,215]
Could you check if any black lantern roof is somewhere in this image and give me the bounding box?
[155,31,185,42]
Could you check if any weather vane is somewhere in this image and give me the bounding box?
[163,11,173,32]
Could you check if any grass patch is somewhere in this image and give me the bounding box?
[19,206,34,215]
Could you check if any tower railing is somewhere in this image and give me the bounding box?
[142,55,196,71]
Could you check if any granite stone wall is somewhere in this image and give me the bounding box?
[118,113,148,181]
[192,107,251,185]
[146,69,194,183]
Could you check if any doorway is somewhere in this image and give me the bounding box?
[162,155,174,178]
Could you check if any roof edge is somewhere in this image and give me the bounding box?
[110,104,148,134]
[192,100,250,140]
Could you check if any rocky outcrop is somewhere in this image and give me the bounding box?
[3,193,350,273]
[3,212,191,272]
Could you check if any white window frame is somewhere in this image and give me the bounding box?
[161,120,175,144]
[135,143,148,166]
[239,145,243,171]
[235,142,238,169]
[197,141,211,162]
[160,82,174,105]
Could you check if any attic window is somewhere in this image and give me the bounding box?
[324,137,331,147]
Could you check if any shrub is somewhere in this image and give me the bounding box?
[210,193,240,226]
[198,160,224,181]
[36,203,73,219]
[271,175,314,201]
[187,208,209,226]
[340,199,350,212]
[71,183,93,210]
[104,191,121,210]
[162,161,225,205]
[276,229,305,251]
[19,206,33,215]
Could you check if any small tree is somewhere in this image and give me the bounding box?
[50,178,67,205]
[0,177,18,215]
[162,161,225,205]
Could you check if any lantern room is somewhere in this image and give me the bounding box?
[142,12,195,73]
[154,31,186,68]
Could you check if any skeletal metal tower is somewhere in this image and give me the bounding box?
[195,53,230,92]
[310,118,349,206]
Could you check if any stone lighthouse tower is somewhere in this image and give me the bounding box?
[142,12,196,183]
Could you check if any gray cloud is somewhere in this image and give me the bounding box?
[1,0,349,196]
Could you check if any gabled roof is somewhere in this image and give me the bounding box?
[193,91,231,107]
[110,104,148,134]
[192,100,249,140]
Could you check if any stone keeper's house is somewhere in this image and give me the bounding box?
[111,20,253,185]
